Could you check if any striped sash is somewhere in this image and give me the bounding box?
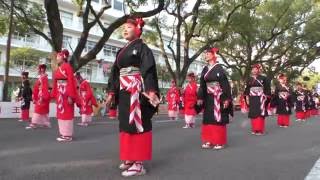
[250,87,266,116]
[207,82,223,122]
[119,68,144,133]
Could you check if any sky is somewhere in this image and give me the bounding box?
[310,59,320,72]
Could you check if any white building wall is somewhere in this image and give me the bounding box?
[0,0,204,89]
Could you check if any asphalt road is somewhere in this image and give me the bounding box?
[0,112,320,180]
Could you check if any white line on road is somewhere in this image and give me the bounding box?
[305,157,320,180]
[91,118,202,125]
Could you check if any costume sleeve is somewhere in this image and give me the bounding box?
[42,76,50,101]
[288,88,294,107]
[65,64,78,100]
[33,81,39,102]
[244,79,250,96]
[51,75,57,99]
[175,89,180,102]
[270,86,279,107]
[166,90,170,102]
[264,77,272,97]
[85,82,93,101]
[197,68,207,100]
[23,80,32,101]
[107,62,120,96]
[140,44,159,93]
[217,66,232,102]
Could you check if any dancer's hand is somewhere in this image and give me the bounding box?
[148,91,160,107]
[197,100,203,106]
[223,100,229,109]
[106,95,113,107]
[68,97,73,104]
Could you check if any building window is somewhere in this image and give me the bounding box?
[62,35,72,49]
[113,0,123,11]
[85,40,96,52]
[103,44,120,57]
[60,11,73,26]
[79,63,93,80]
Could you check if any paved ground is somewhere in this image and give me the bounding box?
[0,112,320,180]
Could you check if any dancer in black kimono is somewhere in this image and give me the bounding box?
[197,47,232,150]
[106,17,159,177]
[293,82,307,122]
[18,72,32,122]
[244,64,271,135]
[306,87,316,117]
[272,74,293,128]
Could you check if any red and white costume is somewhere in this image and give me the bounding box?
[239,94,248,113]
[51,61,78,139]
[166,84,180,119]
[30,73,51,128]
[78,80,97,125]
[183,80,198,127]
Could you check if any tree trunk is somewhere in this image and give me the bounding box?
[2,0,15,101]
[44,0,63,52]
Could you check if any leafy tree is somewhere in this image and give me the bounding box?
[218,0,320,85]
[297,69,320,90]
[10,47,49,73]
[0,0,45,101]
[0,0,165,101]
[147,0,252,87]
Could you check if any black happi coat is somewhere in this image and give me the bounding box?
[198,64,233,125]
[293,90,307,112]
[272,84,293,115]
[18,80,32,110]
[306,91,316,110]
[108,39,159,134]
[244,75,271,118]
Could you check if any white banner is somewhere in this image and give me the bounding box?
[0,102,81,119]
[317,83,320,94]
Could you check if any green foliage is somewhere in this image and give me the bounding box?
[298,70,320,89]
[72,0,85,16]
[214,0,320,81]
[157,64,171,82]
[0,0,46,36]
[10,47,49,69]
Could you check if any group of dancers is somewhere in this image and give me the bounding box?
[17,50,98,141]
[166,58,319,151]
[13,16,319,177]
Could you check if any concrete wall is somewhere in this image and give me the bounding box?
[0,102,81,118]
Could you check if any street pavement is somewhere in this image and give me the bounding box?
[0,112,320,180]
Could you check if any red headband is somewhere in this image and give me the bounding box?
[207,47,219,54]
[57,49,69,61]
[75,72,82,81]
[22,71,29,77]
[277,73,287,80]
[252,64,262,70]
[127,18,145,37]
[187,72,195,78]
[38,64,47,70]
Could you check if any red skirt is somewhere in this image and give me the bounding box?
[306,110,311,119]
[277,114,290,126]
[296,111,306,119]
[251,116,265,133]
[119,131,152,161]
[108,109,117,118]
[201,124,227,145]
[21,109,30,121]
[311,109,318,116]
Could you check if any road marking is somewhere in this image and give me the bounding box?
[305,157,320,180]
[92,118,202,125]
